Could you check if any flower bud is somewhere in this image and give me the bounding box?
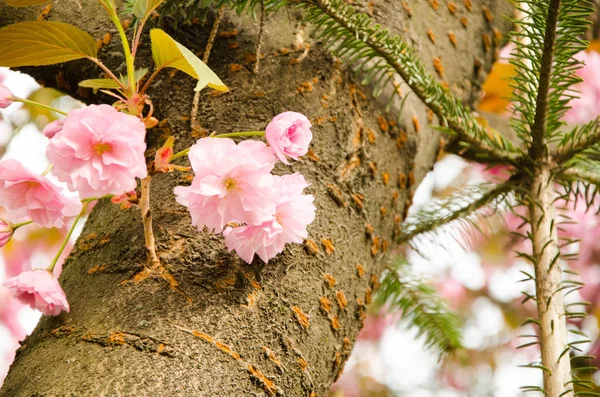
[265,111,312,165]
[0,218,13,248]
[0,85,14,109]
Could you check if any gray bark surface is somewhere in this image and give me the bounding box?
[0,0,511,395]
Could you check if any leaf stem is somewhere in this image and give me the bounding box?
[86,57,128,92]
[13,98,67,116]
[101,0,136,93]
[47,201,89,273]
[12,220,33,230]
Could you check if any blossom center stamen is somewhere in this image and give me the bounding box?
[93,142,112,155]
[224,177,239,192]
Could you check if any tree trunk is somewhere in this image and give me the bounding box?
[0,1,511,395]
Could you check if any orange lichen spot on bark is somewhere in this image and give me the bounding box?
[366,128,376,144]
[306,149,321,162]
[314,116,327,125]
[412,116,421,133]
[291,306,310,329]
[215,340,241,360]
[463,0,472,11]
[433,57,445,79]
[493,27,503,47]
[320,296,332,314]
[447,2,457,14]
[430,0,439,10]
[330,316,341,331]
[339,154,361,181]
[320,238,336,256]
[377,115,389,133]
[352,193,365,210]
[401,1,413,17]
[335,291,348,311]
[334,351,342,368]
[325,182,347,207]
[382,172,390,186]
[304,239,320,255]
[482,6,493,23]
[102,32,111,46]
[408,170,416,187]
[263,346,285,372]
[365,287,373,305]
[108,332,126,345]
[218,29,238,38]
[229,63,243,72]
[460,16,468,28]
[52,325,77,336]
[369,162,378,178]
[87,264,108,275]
[192,330,213,343]
[228,41,240,49]
[365,223,374,238]
[36,3,51,20]
[482,33,491,53]
[392,190,399,205]
[247,364,277,396]
[324,273,337,288]
[157,343,166,354]
[427,109,435,124]
[370,236,381,256]
[253,91,266,98]
[244,290,258,308]
[356,297,366,320]
[356,263,365,278]
[380,206,387,217]
[397,130,408,149]
[371,273,381,290]
[343,337,351,353]
[399,172,408,189]
[297,356,309,372]
[121,18,131,29]
[297,80,314,93]
[392,80,403,97]
[427,29,436,43]
[448,32,457,47]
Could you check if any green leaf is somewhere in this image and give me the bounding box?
[5,0,49,7]
[149,29,228,92]
[132,0,165,20]
[78,79,120,90]
[79,68,148,92]
[0,21,98,67]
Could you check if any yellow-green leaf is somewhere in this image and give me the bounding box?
[0,21,97,67]
[78,79,121,90]
[119,68,149,86]
[133,0,165,20]
[150,29,228,92]
[5,0,49,7]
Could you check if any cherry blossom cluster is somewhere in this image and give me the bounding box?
[0,82,316,318]
[175,111,316,263]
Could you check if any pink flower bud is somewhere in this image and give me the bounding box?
[42,120,63,139]
[0,84,14,109]
[0,219,13,248]
[0,218,13,248]
[3,269,70,316]
[154,136,174,173]
[265,111,313,164]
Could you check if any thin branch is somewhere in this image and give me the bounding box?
[528,0,561,160]
[560,167,600,186]
[190,6,225,131]
[253,0,266,74]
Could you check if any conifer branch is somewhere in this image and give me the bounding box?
[302,0,521,164]
[374,259,462,353]
[399,180,515,244]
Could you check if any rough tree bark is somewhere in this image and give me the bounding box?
[0,0,511,395]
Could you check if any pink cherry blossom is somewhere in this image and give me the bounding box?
[46,104,147,198]
[174,138,278,233]
[265,111,312,164]
[224,173,316,263]
[3,269,70,316]
[0,218,12,248]
[0,160,81,228]
[0,84,13,109]
[42,120,63,139]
